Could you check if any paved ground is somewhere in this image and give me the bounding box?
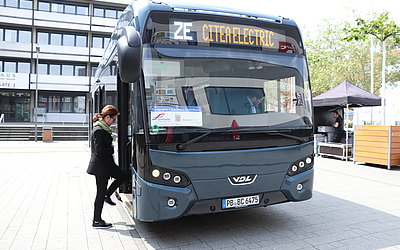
[0,141,144,250]
[0,141,400,250]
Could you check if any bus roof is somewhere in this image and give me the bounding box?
[132,0,298,28]
[92,0,301,90]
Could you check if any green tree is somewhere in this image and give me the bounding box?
[343,12,400,124]
[343,12,400,93]
[306,20,372,95]
[344,12,400,44]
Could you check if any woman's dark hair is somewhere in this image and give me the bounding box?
[92,105,120,122]
[333,111,342,118]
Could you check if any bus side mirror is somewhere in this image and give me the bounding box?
[118,26,142,83]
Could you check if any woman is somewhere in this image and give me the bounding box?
[87,105,128,228]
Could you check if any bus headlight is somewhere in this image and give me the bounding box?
[163,172,171,180]
[287,155,314,176]
[173,175,181,183]
[147,166,190,187]
[297,183,303,191]
[167,198,176,207]
[152,169,160,178]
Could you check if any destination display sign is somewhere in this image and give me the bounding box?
[172,21,280,49]
[147,12,303,54]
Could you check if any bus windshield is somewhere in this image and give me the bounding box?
[143,45,313,137]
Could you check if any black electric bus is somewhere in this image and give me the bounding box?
[91,0,314,222]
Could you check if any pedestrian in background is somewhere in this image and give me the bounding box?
[87,105,128,228]
[332,111,344,143]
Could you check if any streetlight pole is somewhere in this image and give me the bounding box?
[35,44,40,142]
[381,40,386,125]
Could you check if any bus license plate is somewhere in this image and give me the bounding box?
[222,195,260,209]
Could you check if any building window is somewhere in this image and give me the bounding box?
[93,5,124,19]
[0,27,31,43]
[37,61,87,76]
[4,61,16,72]
[63,34,74,46]
[62,64,73,76]
[19,0,32,9]
[49,64,60,75]
[18,62,30,73]
[91,63,116,76]
[61,96,73,112]
[92,36,103,48]
[51,2,62,13]
[38,63,47,74]
[74,96,85,113]
[48,95,61,112]
[37,1,88,16]
[93,7,104,17]
[64,4,75,15]
[106,64,117,76]
[75,65,86,76]
[50,33,61,46]
[5,29,17,42]
[76,6,88,16]
[5,0,18,8]
[37,32,48,44]
[38,95,48,110]
[91,65,97,76]
[92,35,109,49]
[1,0,32,9]
[38,1,49,11]
[40,94,86,113]
[18,30,31,43]
[37,30,87,47]
[0,59,30,73]
[105,9,116,19]
[75,35,87,47]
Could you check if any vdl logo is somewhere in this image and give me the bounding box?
[228,174,257,185]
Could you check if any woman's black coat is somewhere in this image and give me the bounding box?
[87,126,118,176]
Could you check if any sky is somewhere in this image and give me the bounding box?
[167,0,400,41]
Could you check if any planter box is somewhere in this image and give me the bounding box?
[354,125,400,169]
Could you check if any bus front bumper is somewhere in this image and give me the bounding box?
[132,168,313,222]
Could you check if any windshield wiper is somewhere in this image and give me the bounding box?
[236,127,309,143]
[264,132,308,143]
[176,127,308,151]
[176,127,238,151]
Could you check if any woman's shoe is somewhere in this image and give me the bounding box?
[92,220,112,228]
[104,196,116,206]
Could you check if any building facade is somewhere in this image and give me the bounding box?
[0,0,129,123]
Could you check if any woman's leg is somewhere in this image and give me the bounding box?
[94,176,108,221]
[106,168,129,198]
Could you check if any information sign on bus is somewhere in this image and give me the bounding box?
[147,12,303,54]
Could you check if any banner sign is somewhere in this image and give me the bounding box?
[0,72,29,90]
[150,106,203,127]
